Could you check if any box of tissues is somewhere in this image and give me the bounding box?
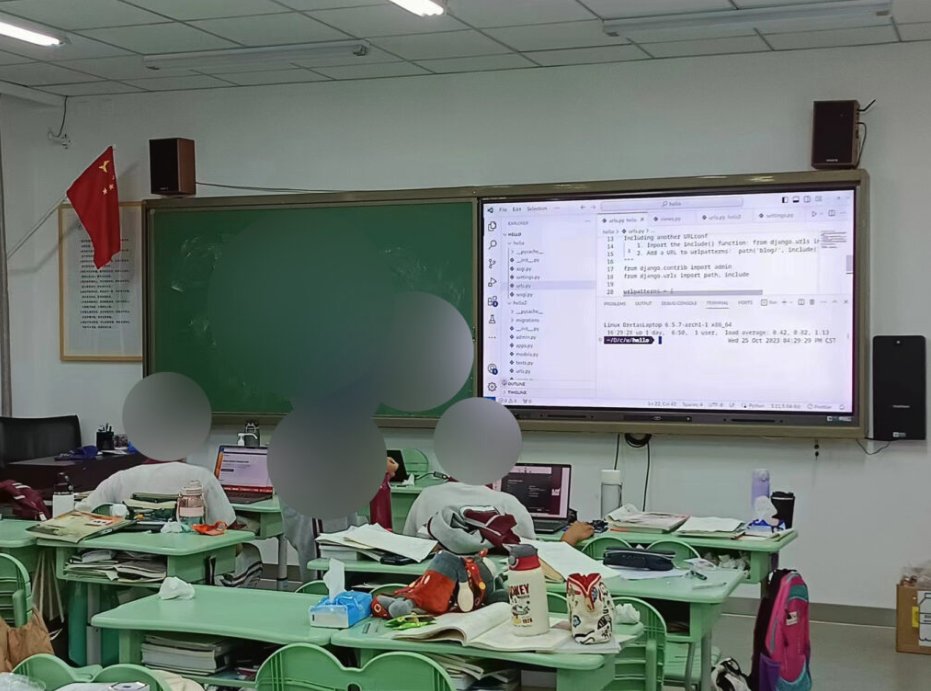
[309,591,372,629]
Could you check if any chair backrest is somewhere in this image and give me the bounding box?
[0,415,81,465]
[370,583,407,598]
[582,535,633,559]
[14,655,169,691]
[0,553,32,626]
[547,591,568,614]
[295,580,329,595]
[256,643,455,691]
[646,539,701,563]
[610,596,667,691]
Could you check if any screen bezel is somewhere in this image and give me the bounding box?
[476,173,868,438]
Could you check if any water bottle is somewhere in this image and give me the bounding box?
[507,544,550,636]
[751,469,771,513]
[52,473,74,517]
[177,481,206,527]
[601,469,622,517]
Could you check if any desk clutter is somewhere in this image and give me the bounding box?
[65,550,166,584]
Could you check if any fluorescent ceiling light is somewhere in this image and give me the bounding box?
[389,0,445,17]
[603,0,892,38]
[144,42,370,71]
[0,18,63,46]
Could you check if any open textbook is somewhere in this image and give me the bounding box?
[317,524,437,562]
[393,602,628,654]
[27,511,131,543]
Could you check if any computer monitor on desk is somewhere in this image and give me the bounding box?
[492,463,571,534]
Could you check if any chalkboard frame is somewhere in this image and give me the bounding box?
[143,188,479,427]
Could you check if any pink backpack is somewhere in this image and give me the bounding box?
[750,570,812,691]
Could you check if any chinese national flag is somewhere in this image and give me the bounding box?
[67,146,120,269]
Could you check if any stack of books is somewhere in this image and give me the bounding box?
[65,550,167,583]
[141,634,239,676]
[605,509,690,534]
[674,516,745,538]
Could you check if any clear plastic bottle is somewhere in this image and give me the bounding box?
[177,481,206,526]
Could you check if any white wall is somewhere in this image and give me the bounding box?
[3,40,930,609]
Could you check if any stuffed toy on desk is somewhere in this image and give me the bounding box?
[372,551,507,619]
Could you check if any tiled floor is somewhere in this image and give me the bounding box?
[711,614,931,690]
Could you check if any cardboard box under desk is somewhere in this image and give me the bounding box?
[896,581,931,655]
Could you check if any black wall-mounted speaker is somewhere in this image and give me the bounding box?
[872,335,926,441]
[149,138,196,196]
[811,100,860,170]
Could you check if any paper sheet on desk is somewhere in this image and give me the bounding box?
[344,524,436,562]
[526,540,619,581]
[607,566,689,581]
[675,516,743,534]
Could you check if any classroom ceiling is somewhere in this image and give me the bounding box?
[0,0,925,96]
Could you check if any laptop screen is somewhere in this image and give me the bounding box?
[214,446,272,492]
[493,463,571,520]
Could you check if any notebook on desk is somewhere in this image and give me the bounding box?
[213,446,274,505]
[492,463,571,534]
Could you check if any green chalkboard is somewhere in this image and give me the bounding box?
[145,200,476,422]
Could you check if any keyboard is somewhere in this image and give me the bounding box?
[532,518,568,534]
[225,492,273,505]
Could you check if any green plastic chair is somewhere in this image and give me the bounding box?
[370,583,407,598]
[609,596,667,691]
[582,535,633,559]
[664,642,722,691]
[295,579,329,595]
[0,553,32,626]
[547,591,568,614]
[255,642,455,691]
[14,654,170,691]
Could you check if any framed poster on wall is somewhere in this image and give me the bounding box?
[58,202,142,361]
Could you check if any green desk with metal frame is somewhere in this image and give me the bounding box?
[0,519,40,573]
[92,585,331,688]
[331,617,643,691]
[309,557,744,691]
[41,530,255,665]
[231,497,287,588]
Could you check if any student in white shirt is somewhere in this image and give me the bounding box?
[402,482,593,546]
[81,461,236,526]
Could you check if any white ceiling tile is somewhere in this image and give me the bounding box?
[0,0,164,30]
[190,12,349,46]
[0,49,31,65]
[215,67,329,84]
[314,60,428,79]
[417,53,535,73]
[583,0,733,19]
[0,32,130,61]
[898,22,931,41]
[0,61,102,85]
[645,34,771,57]
[80,23,239,54]
[290,45,397,67]
[525,44,649,66]
[124,0,289,21]
[765,24,898,49]
[55,55,192,80]
[308,4,465,37]
[276,0,387,9]
[486,20,628,52]
[39,80,143,96]
[373,30,510,60]
[891,0,931,23]
[126,74,233,91]
[446,0,595,28]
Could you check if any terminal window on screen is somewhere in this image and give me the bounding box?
[480,189,857,414]
[502,466,568,517]
[219,451,272,488]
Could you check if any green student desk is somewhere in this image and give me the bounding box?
[41,529,255,666]
[0,519,40,572]
[331,617,643,691]
[309,557,744,691]
[93,585,331,688]
[231,497,287,588]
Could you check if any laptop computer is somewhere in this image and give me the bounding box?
[213,445,274,505]
[493,463,572,534]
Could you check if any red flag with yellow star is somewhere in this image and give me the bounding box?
[67,146,120,269]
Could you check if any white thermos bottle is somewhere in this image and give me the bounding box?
[601,469,623,517]
[507,544,550,636]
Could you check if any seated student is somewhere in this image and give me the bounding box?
[80,461,236,526]
[402,481,593,547]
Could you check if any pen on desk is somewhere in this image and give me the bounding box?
[690,566,708,581]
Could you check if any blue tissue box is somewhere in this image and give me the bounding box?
[309,591,372,629]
